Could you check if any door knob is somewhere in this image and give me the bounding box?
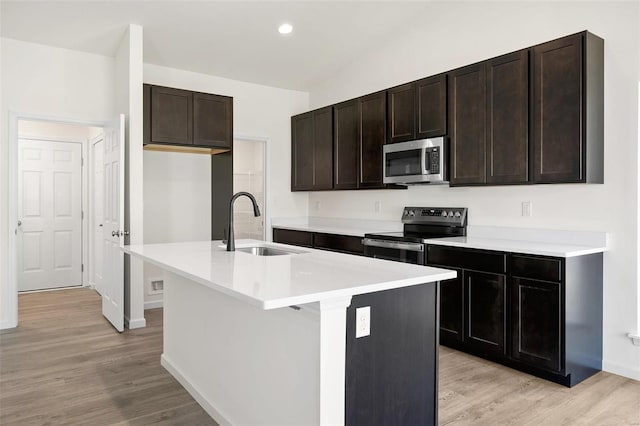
[122,230,130,236]
[99,224,103,227]
[17,220,22,227]
[112,230,120,237]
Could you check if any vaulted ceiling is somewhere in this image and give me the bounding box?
[1,1,431,90]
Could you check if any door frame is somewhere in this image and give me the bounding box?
[88,133,105,292]
[6,111,106,329]
[234,133,271,241]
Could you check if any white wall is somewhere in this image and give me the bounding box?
[308,1,640,379]
[0,38,115,328]
[143,151,212,307]
[142,64,309,308]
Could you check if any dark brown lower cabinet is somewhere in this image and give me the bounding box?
[511,277,561,372]
[427,245,603,387]
[272,228,364,256]
[272,228,314,248]
[439,268,463,345]
[464,270,507,357]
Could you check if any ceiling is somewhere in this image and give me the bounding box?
[0,1,431,91]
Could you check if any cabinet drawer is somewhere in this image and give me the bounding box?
[314,233,364,255]
[272,228,314,248]
[511,255,562,282]
[427,245,506,274]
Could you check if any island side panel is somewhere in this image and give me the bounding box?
[161,271,322,425]
[345,282,439,426]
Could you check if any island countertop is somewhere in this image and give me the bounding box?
[122,240,456,310]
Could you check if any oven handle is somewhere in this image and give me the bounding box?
[362,238,425,252]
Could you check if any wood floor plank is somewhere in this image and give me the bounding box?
[1,288,638,425]
[0,288,216,426]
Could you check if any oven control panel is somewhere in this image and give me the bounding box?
[401,207,467,226]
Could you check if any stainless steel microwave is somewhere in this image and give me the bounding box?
[383,137,447,185]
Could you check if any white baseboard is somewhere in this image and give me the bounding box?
[144,300,163,310]
[161,354,233,426]
[603,359,640,381]
[125,315,147,329]
[0,320,17,330]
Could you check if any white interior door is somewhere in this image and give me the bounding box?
[92,137,105,295]
[17,139,83,291]
[102,114,125,332]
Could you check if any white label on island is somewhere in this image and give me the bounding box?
[356,306,371,338]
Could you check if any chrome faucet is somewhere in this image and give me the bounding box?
[227,191,261,251]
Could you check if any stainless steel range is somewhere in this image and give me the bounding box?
[363,207,468,265]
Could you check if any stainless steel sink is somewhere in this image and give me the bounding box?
[237,246,303,256]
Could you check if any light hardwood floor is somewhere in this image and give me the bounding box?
[1,288,639,425]
[0,288,216,425]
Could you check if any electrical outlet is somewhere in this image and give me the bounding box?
[374,201,382,213]
[355,306,371,338]
[522,201,533,217]
[148,279,164,295]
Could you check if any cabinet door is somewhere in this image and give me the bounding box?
[511,278,562,372]
[359,91,386,189]
[465,270,507,356]
[291,112,314,191]
[532,33,583,183]
[334,100,360,190]
[312,107,334,190]
[314,233,364,255]
[193,92,233,148]
[449,63,487,185]
[486,50,529,184]
[416,74,447,139]
[387,83,416,143]
[440,267,464,345]
[150,86,193,145]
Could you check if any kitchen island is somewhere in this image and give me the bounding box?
[123,240,456,426]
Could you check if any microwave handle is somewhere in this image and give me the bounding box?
[421,148,429,175]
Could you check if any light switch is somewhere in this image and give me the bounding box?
[355,306,371,338]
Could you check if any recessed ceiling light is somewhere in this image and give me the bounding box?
[278,23,293,35]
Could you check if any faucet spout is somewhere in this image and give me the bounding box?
[227,192,261,252]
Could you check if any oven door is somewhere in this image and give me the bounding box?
[362,238,425,265]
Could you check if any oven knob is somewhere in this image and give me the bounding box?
[404,209,409,216]
[408,210,415,217]
[448,211,454,217]
[441,211,447,217]
[454,211,461,218]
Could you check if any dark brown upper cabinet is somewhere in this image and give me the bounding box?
[486,50,529,184]
[144,84,233,152]
[450,50,529,186]
[387,83,416,143]
[291,106,333,191]
[449,63,487,185]
[416,74,447,139]
[532,32,603,183]
[359,91,387,189]
[334,100,360,190]
[148,85,193,145]
[194,92,233,148]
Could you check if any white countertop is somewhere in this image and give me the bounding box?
[122,240,456,310]
[271,217,402,237]
[425,237,605,257]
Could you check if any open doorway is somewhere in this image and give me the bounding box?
[232,137,267,240]
[16,119,103,294]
